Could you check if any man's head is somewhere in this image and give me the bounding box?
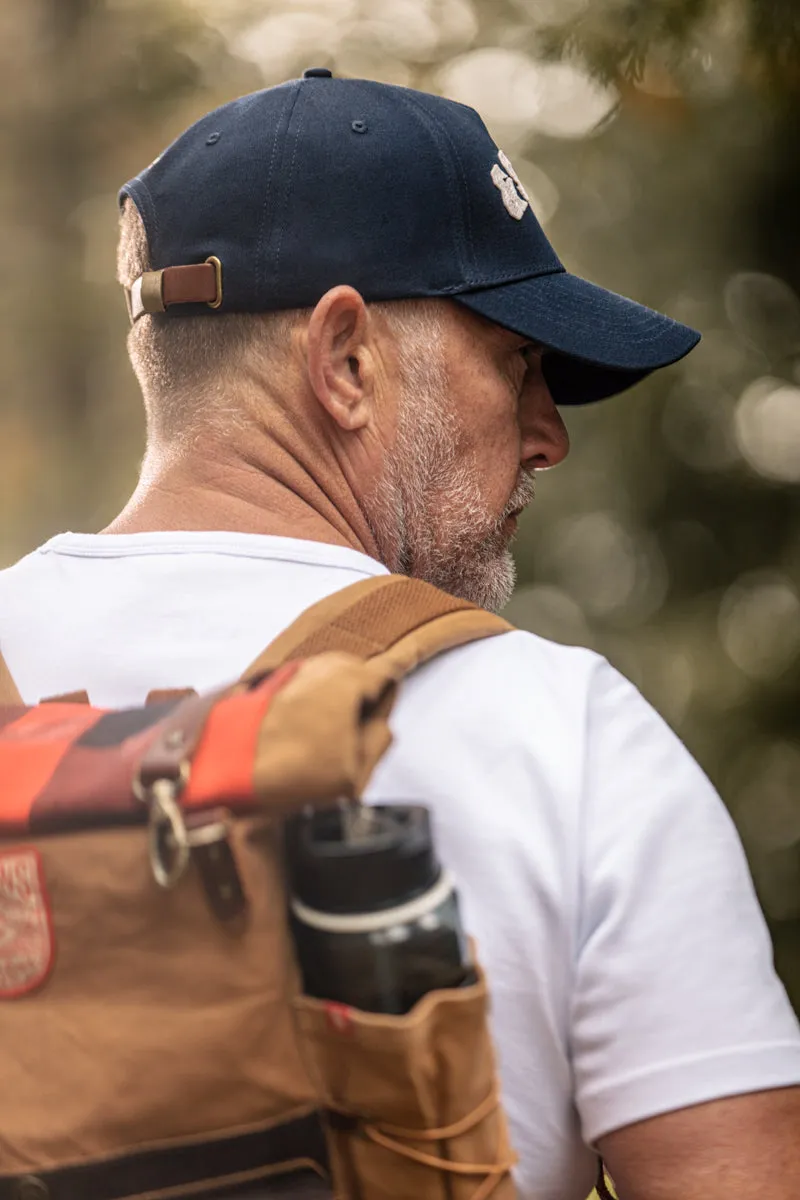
[118,199,566,611]
[115,72,699,608]
[302,282,567,612]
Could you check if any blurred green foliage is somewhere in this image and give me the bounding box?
[1,0,798,1006]
[538,0,800,93]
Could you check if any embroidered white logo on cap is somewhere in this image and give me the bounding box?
[491,150,530,221]
[0,849,54,998]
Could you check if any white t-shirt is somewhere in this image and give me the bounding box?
[2,531,799,1200]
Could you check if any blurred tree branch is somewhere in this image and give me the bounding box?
[537,0,715,84]
[537,0,800,99]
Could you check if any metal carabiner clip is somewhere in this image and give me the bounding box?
[147,778,191,889]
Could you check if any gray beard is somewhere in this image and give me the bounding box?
[364,358,534,614]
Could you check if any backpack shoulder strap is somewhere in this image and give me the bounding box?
[243,574,512,682]
[0,578,510,707]
[0,649,23,706]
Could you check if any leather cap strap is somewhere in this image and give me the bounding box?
[126,258,221,323]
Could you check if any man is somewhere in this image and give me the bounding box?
[1,72,799,1200]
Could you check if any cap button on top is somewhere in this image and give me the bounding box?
[303,67,333,78]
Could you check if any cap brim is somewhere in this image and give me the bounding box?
[455,270,700,405]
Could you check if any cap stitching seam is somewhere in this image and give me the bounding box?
[257,85,302,304]
[258,98,289,303]
[459,276,688,348]
[444,135,477,276]
[412,103,478,275]
[454,265,566,290]
[273,89,306,286]
[402,90,472,275]
[257,136,279,301]
[393,90,469,287]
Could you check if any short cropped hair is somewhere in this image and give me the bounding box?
[117,199,299,441]
[117,199,444,444]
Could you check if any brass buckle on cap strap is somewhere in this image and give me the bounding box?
[125,269,165,323]
[205,255,223,308]
[125,256,223,324]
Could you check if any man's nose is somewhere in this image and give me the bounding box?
[520,368,570,469]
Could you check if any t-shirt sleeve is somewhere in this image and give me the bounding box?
[572,658,800,1146]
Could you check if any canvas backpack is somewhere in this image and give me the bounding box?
[0,574,520,1200]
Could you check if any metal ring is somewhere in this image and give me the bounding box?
[148,783,191,889]
[186,817,231,848]
[205,255,223,309]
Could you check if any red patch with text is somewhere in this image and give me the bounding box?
[0,849,54,998]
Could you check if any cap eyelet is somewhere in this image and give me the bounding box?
[205,132,221,146]
[351,120,368,135]
[205,255,223,309]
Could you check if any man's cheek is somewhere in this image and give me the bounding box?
[484,424,521,479]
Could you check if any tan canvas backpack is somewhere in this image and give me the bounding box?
[0,575,520,1200]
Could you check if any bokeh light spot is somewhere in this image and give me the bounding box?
[734,377,800,483]
[719,571,800,680]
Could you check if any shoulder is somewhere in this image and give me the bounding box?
[0,539,69,625]
[399,624,623,743]
[0,540,60,589]
[386,627,626,824]
[0,543,52,619]
[0,540,74,696]
[389,621,720,850]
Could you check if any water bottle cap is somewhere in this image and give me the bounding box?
[284,805,441,915]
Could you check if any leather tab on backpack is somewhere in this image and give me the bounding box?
[185,808,249,923]
[136,689,223,791]
[145,687,198,706]
[41,690,90,705]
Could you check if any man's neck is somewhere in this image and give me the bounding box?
[101,439,383,564]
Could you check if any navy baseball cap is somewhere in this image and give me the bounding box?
[120,70,700,405]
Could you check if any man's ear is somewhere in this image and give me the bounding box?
[305,286,375,432]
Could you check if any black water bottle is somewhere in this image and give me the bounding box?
[284,804,476,1015]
